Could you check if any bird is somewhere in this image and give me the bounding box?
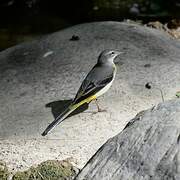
[42,49,122,136]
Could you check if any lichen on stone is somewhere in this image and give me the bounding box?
[0,161,9,180]
[12,160,77,180]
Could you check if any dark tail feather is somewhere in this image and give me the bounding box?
[42,105,73,136]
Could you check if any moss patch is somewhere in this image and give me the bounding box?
[176,91,180,98]
[0,162,10,180]
[12,160,77,180]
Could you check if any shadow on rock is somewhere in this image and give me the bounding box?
[45,99,89,120]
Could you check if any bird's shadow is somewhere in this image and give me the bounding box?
[45,99,89,120]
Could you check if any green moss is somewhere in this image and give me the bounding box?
[0,162,9,180]
[176,91,180,98]
[12,160,76,180]
[12,171,30,180]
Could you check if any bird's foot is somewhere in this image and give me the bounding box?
[98,108,107,113]
[92,108,107,114]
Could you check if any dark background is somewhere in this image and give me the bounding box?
[0,0,179,51]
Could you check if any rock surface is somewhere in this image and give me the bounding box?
[0,21,180,171]
[76,99,180,180]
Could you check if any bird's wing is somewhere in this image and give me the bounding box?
[73,64,114,104]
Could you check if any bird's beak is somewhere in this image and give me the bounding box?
[115,51,124,56]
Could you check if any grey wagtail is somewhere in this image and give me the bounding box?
[42,49,122,136]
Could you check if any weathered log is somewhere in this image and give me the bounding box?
[76,100,180,180]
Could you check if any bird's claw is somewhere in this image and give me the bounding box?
[92,109,107,114]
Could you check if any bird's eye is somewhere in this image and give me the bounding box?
[111,51,115,55]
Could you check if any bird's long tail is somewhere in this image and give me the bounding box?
[41,96,95,136]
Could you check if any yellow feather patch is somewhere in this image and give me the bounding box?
[71,95,97,110]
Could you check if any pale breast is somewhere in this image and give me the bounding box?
[95,64,116,98]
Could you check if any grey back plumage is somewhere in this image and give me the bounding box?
[73,50,117,104]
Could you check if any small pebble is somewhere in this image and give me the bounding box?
[70,35,80,41]
[145,82,152,89]
[144,64,151,68]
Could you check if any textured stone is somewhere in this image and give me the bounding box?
[76,100,180,180]
[0,21,179,171]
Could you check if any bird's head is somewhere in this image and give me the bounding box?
[98,49,123,65]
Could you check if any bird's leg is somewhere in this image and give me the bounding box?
[94,99,106,113]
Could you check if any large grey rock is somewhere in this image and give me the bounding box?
[75,99,180,180]
[0,21,180,171]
